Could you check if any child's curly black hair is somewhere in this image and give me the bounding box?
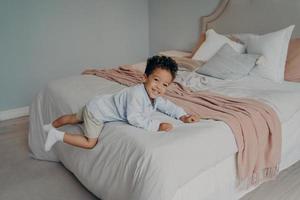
[145,55,178,80]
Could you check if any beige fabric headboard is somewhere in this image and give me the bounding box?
[201,0,300,37]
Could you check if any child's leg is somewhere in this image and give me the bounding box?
[44,107,101,151]
[63,134,98,149]
[52,114,81,128]
[63,107,102,149]
[44,114,82,151]
[43,114,81,132]
[44,129,98,151]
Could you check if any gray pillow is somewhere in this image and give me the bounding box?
[195,44,260,80]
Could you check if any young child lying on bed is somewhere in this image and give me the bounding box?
[43,55,200,151]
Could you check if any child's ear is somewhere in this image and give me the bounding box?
[143,74,147,82]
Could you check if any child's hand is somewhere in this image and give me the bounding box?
[179,114,200,123]
[159,122,173,132]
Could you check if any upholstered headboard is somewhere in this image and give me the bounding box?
[201,0,300,37]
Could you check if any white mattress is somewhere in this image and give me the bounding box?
[28,69,300,200]
[172,106,300,200]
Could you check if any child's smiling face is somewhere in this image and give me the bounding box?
[143,68,173,101]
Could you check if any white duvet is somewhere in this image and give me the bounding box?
[177,71,300,122]
[28,70,300,200]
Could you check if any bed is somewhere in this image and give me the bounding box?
[28,0,300,199]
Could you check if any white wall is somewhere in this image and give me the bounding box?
[0,0,149,112]
[0,0,221,117]
[149,0,219,55]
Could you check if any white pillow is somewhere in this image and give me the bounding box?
[195,44,260,80]
[192,29,245,61]
[236,25,295,82]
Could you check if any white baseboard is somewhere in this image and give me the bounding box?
[0,106,29,121]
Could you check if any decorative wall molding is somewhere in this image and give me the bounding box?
[0,106,29,121]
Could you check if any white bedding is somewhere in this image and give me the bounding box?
[172,102,300,200]
[177,71,300,122]
[28,69,300,200]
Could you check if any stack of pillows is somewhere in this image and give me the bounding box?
[191,25,299,82]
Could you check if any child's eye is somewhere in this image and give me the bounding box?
[154,78,159,82]
[163,83,168,87]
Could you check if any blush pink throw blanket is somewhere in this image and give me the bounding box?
[82,66,281,186]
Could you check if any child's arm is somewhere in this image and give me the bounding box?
[126,93,163,131]
[127,111,160,131]
[156,97,187,119]
[128,111,173,132]
[156,97,200,123]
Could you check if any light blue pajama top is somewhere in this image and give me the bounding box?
[86,84,187,131]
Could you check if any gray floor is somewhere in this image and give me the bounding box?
[1,116,300,200]
[0,117,98,200]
